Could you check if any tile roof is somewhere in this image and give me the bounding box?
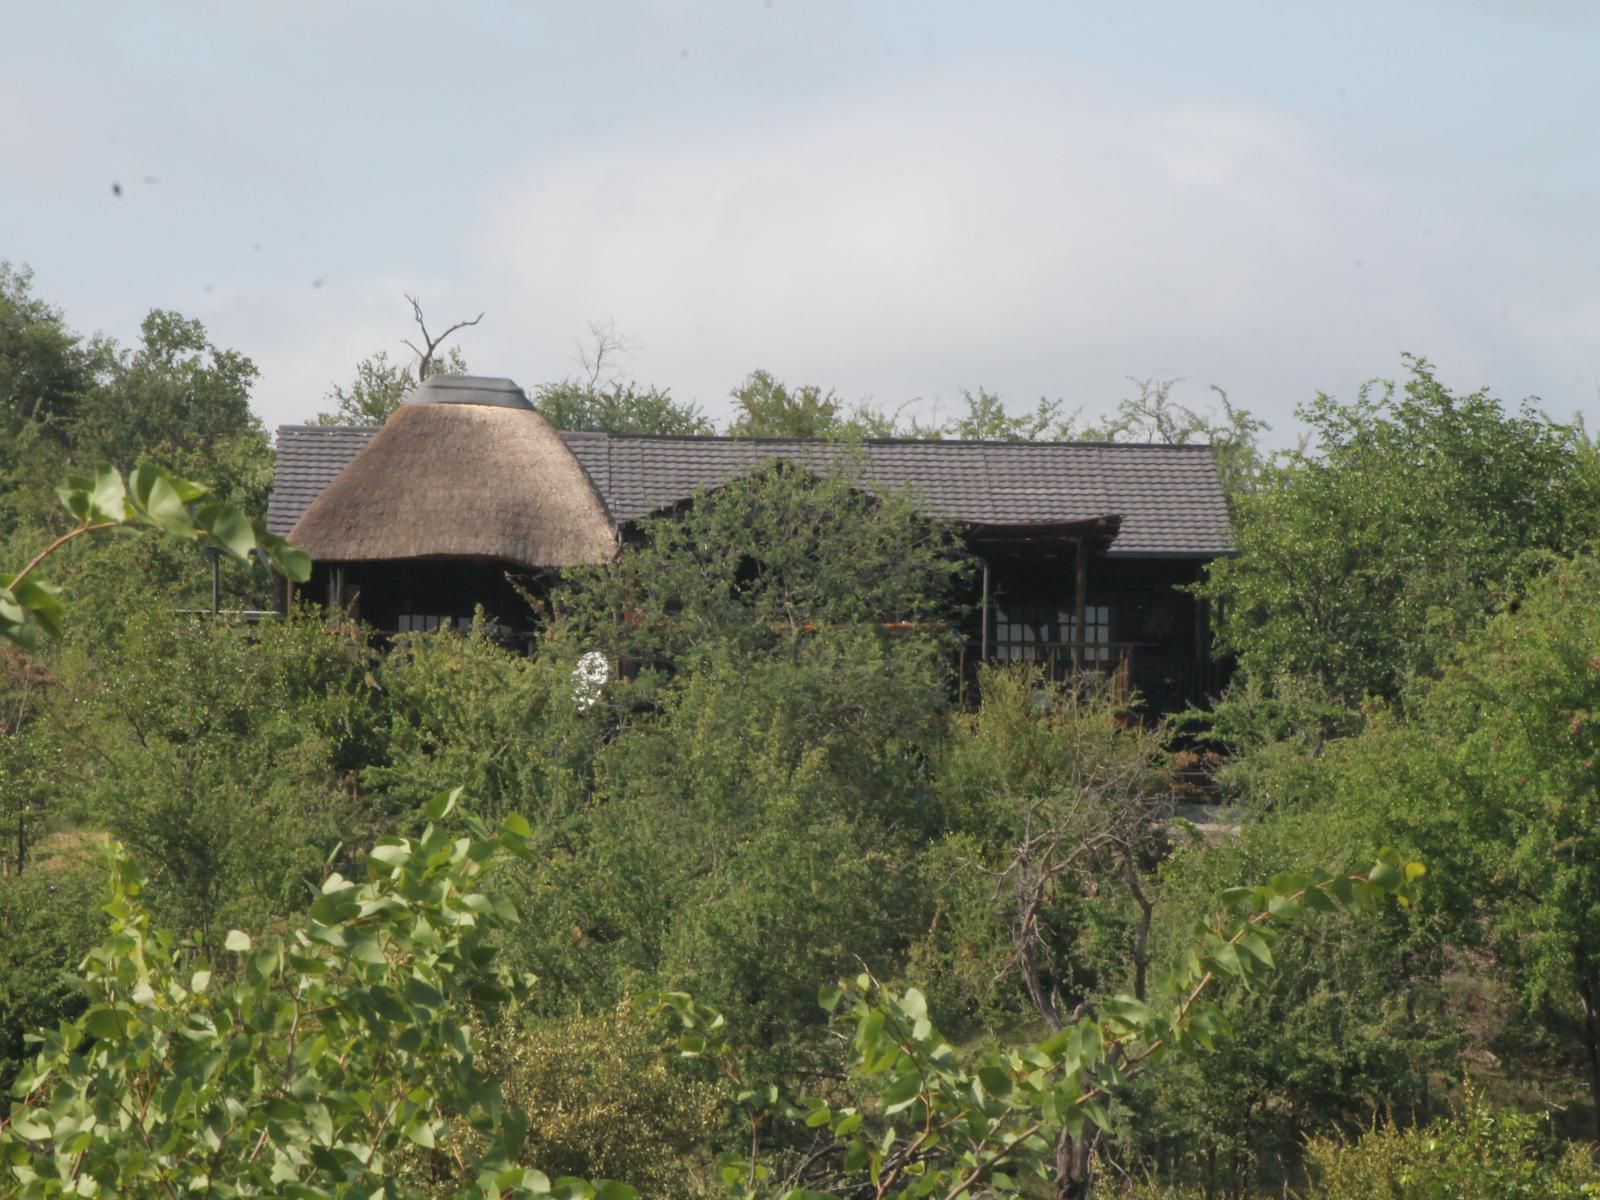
[269,426,1231,558]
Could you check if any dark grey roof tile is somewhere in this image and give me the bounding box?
[267,427,1232,556]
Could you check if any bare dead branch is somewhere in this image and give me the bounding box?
[401,293,485,381]
[577,318,630,389]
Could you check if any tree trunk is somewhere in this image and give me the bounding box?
[1578,971,1600,1141]
[1053,1125,1097,1200]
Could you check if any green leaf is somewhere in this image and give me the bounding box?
[1102,995,1156,1026]
[6,1115,51,1141]
[425,788,461,821]
[83,1008,124,1042]
[880,1070,923,1115]
[9,578,63,637]
[368,841,412,868]
[1240,930,1275,970]
[818,983,843,1013]
[1208,942,1243,978]
[255,524,311,582]
[198,501,256,561]
[978,1065,1013,1098]
[224,930,252,952]
[130,465,198,537]
[1367,859,1403,890]
[89,462,128,523]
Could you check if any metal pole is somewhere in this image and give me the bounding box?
[206,548,221,616]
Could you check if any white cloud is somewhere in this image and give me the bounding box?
[235,64,1599,440]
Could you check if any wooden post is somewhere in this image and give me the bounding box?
[1073,536,1088,674]
[980,557,991,662]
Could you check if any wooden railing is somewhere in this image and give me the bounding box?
[955,640,1228,716]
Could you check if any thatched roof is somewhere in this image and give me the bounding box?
[288,379,618,568]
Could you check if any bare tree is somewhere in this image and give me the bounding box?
[401,294,484,381]
[575,318,629,390]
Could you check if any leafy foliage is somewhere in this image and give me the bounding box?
[66,610,379,950]
[725,371,908,440]
[0,264,98,457]
[0,852,104,1092]
[1128,794,1458,1191]
[0,462,308,649]
[1199,356,1600,703]
[534,379,714,437]
[1411,552,1600,1135]
[72,311,272,509]
[657,851,1426,1200]
[1301,1091,1600,1199]
[488,1002,727,1196]
[553,459,967,667]
[0,793,630,1200]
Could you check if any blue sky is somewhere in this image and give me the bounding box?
[5,1,1598,440]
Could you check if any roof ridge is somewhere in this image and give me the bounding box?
[275,424,1218,453]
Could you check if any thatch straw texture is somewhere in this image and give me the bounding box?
[288,403,619,567]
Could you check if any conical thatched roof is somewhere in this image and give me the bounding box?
[288,377,618,567]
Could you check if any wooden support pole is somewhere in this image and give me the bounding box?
[1074,536,1088,674]
[980,557,991,662]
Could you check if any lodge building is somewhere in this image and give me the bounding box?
[267,375,1233,714]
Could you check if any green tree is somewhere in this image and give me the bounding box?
[0,265,110,539]
[363,626,605,828]
[69,312,271,508]
[725,371,902,440]
[0,852,103,1092]
[533,379,714,436]
[312,348,460,427]
[0,264,99,453]
[1127,793,1458,1193]
[1083,376,1268,502]
[553,459,966,667]
[1415,552,1600,1137]
[657,848,1426,1200]
[0,462,307,650]
[1198,356,1600,704]
[914,667,1169,1194]
[67,608,381,950]
[943,387,1079,442]
[508,462,967,1056]
[727,370,844,439]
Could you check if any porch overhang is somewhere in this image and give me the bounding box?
[960,514,1121,554]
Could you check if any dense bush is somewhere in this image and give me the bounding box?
[1301,1093,1600,1199]
[58,606,382,948]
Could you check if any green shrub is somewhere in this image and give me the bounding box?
[1303,1093,1600,1199]
[0,847,103,1097]
[490,1002,726,1197]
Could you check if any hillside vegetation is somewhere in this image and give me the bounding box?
[3,271,1600,1197]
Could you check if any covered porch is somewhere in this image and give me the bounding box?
[955,518,1227,716]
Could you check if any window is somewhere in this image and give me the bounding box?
[395,614,472,633]
[992,601,1112,664]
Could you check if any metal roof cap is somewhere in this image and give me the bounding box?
[404,374,533,410]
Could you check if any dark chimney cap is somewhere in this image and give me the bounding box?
[405,374,533,410]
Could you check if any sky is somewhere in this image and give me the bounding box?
[5,1,1599,443]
